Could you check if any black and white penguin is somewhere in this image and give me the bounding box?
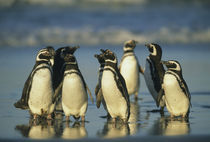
[52,46,80,109]
[160,60,191,118]
[14,46,56,119]
[144,43,165,111]
[61,49,92,122]
[119,40,144,99]
[101,49,130,123]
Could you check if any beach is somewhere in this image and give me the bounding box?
[0,0,210,141]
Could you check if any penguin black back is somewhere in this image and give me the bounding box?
[53,46,80,90]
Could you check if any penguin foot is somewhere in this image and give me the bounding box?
[47,114,53,120]
[170,115,175,120]
[81,116,85,122]
[134,96,138,101]
[33,114,38,120]
[112,118,116,124]
[65,116,70,122]
[134,92,138,101]
[122,118,128,124]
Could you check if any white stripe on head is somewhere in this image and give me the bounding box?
[150,44,157,56]
[167,60,181,71]
[36,48,49,62]
[123,46,133,51]
[105,59,117,63]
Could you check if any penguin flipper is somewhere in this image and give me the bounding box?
[135,56,144,75]
[157,87,164,107]
[139,66,144,74]
[14,71,32,110]
[95,84,100,97]
[86,85,94,104]
[96,88,102,108]
[116,72,130,119]
[181,79,192,107]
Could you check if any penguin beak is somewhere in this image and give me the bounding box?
[161,61,171,68]
[161,61,168,65]
[94,54,98,58]
[145,44,154,53]
[145,44,150,48]
[134,40,138,44]
[100,49,105,53]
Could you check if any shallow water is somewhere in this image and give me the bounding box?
[0,0,210,140]
[0,45,210,140]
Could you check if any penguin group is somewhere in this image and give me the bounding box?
[14,40,191,123]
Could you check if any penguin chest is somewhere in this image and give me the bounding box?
[29,69,54,115]
[144,60,158,100]
[62,73,88,116]
[101,70,128,118]
[163,74,189,116]
[120,56,139,94]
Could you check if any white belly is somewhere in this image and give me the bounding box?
[101,70,128,119]
[163,74,190,116]
[120,56,139,95]
[29,69,54,115]
[62,73,88,117]
[144,60,158,100]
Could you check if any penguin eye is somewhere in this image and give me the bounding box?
[39,51,50,60]
[168,63,177,69]
[149,47,153,53]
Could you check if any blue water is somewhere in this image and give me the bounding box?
[0,0,210,140]
[0,0,210,47]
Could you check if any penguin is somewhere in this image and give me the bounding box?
[52,46,80,110]
[53,46,80,91]
[61,49,92,122]
[14,46,56,119]
[159,60,191,118]
[144,43,165,111]
[94,53,106,107]
[119,40,144,100]
[14,46,55,110]
[101,49,130,123]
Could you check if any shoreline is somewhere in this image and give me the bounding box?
[1,135,210,142]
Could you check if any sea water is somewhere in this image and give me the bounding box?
[0,0,210,140]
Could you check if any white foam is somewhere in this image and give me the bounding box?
[1,27,210,47]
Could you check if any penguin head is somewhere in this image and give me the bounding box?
[162,60,182,72]
[123,40,138,52]
[100,49,117,64]
[145,43,162,60]
[60,46,79,58]
[36,46,55,65]
[94,53,105,65]
[63,54,77,65]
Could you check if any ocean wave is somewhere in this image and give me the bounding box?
[1,27,210,47]
[0,0,209,8]
[0,0,146,7]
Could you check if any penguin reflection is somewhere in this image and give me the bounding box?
[98,121,130,139]
[164,118,190,136]
[128,100,141,135]
[149,116,190,136]
[15,119,56,139]
[62,122,87,139]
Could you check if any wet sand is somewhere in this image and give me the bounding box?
[0,46,210,141]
